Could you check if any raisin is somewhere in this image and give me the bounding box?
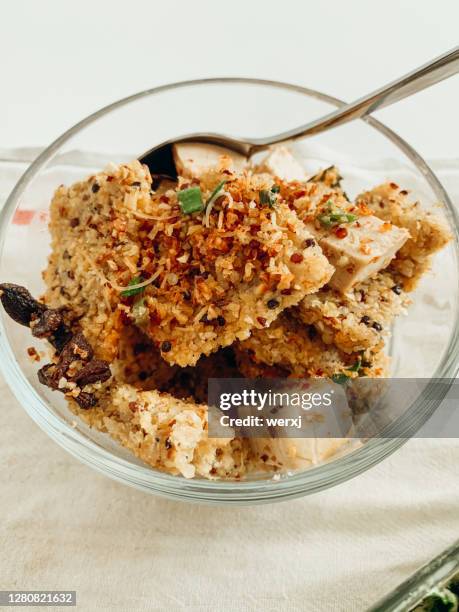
[91,183,100,193]
[70,360,111,387]
[304,238,315,248]
[267,299,279,309]
[37,363,59,389]
[70,218,80,227]
[51,326,74,353]
[31,309,64,339]
[74,392,97,409]
[307,325,317,340]
[59,332,94,365]
[0,283,46,327]
[216,315,226,326]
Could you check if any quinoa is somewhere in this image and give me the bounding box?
[45,161,333,367]
[297,271,410,354]
[10,148,441,480]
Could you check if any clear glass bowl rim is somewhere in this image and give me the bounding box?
[1,77,458,505]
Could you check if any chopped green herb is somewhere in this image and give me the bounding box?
[271,184,281,193]
[331,373,349,385]
[318,212,357,228]
[206,180,227,206]
[317,200,357,228]
[120,277,145,297]
[178,187,204,214]
[347,358,362,373]
[259,189,277,208]
[332,358,362,384]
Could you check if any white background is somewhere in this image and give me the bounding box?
[1,0,459,157]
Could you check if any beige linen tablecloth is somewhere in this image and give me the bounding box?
[0,152,458,611]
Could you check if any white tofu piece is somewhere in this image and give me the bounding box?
[307,216,410,293]
[173,142,247,178]
[257,146,307,182]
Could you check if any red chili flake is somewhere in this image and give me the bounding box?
[294,190,307,199]
[160,195,169,203]
[165,438,172,449]
[27,347,40,361]
[290,253,304,264]
[281,288,292,296]
[107,176,114,182]
[334,226,348,239]
[257,317,267,327]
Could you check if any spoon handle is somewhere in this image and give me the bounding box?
[256,46,459,147]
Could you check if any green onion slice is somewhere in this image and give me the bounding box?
[206,180,227,206]
[178,187,204,214]
[120,276,145,297]
[347,358,362,373]
[332,358,362,384]
[318,211,357,228]
[331,373,349,385]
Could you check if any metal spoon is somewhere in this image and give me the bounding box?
[139,46,459,179]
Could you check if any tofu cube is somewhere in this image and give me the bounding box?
[173,142,247,178]
[307,216,409,293]
[257,146,307,182]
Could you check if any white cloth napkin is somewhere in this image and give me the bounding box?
[0,151,458,612]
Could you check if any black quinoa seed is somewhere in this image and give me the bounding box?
[267,299,279,309]
[372,322,383,332]
[91,183,100,193]
[307,325,317,340]
[391,284,402,295]
[161,341,172,353]
[360,315,371,326]
[217,315,226,326]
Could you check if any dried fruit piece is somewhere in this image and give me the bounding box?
[0,284,111,410]
[30,309,63,337]
[0,283,45,326]
[70,360,111,386]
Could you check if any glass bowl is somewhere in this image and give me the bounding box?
[0,79,458,505]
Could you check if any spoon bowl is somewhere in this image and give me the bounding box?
[140,46,459,180]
